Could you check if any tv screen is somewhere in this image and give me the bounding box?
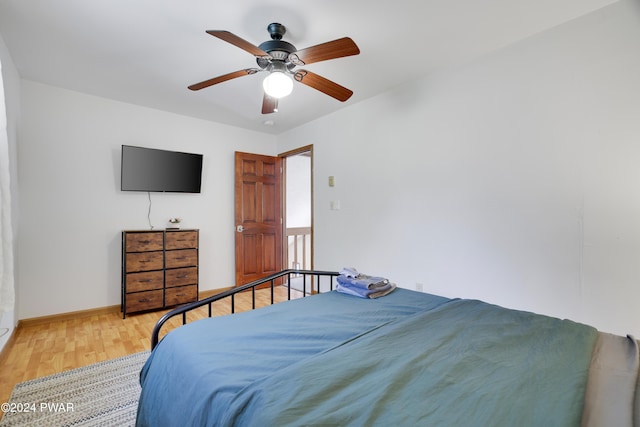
[121,145,203,193]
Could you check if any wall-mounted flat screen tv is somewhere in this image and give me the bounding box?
[121,145,203,193]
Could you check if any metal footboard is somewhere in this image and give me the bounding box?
[151,269,339,350]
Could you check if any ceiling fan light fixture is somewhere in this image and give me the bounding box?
[263,71,293,98]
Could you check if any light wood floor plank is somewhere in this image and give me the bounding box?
[0,286,303,405]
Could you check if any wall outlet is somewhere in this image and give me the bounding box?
[415,283,424,292]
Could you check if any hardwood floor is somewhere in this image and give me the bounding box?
[0,286,303,405]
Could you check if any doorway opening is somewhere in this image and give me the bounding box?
[280,145,313,292]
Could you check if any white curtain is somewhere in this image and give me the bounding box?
[0,60,15,314]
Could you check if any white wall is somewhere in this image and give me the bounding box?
[277,0,640,337]
[285,155,311,228]
[17,81,276,319]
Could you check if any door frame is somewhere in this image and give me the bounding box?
[279,144,314,272]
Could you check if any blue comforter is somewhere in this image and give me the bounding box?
[136,289,597,426]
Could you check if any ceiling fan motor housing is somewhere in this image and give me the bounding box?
[257,23,297,67]
[258,40,296,58]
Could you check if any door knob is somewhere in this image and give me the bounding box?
[236,225,244,232]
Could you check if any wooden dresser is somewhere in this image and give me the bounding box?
[121,229,199,318]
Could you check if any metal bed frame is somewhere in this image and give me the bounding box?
[151,269,339,349]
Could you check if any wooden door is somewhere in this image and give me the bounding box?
[234,152,283,286]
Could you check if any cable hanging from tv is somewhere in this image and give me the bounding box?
[147,192,153,230]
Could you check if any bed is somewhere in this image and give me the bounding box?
[136,270,640,426]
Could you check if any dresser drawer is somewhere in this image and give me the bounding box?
[125,289,164,313]
[126,271,164,293]
[126,251,163,272]
[165,285,197,307]
[165,267,197,288]
[166,231,198,250]
[125,232,163,252]
[165,249,197,269]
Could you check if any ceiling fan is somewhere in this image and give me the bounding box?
[188,23,360,114]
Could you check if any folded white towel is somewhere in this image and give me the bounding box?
[339,267,360,278]
[337,274,389,290]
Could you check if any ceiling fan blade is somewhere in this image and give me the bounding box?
[289,37,360,66]
[294,70,353,102]
[206,30,271,58]
[262,94,278,114]
[188,69,259,91]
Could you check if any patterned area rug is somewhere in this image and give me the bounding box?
[0,351,149,427]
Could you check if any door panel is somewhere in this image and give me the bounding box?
[263,233,277,271]
[241,181,258,222]
[235,152,283,286]
[240,234,259,275]
[262,182,277,222]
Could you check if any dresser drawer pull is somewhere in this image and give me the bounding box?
[138,298,151,303]
[176,274,188,279]
[175,293,186,297]
[139,279,153,283]
[174,257,188,261]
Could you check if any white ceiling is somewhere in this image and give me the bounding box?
[0,0,618,135]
